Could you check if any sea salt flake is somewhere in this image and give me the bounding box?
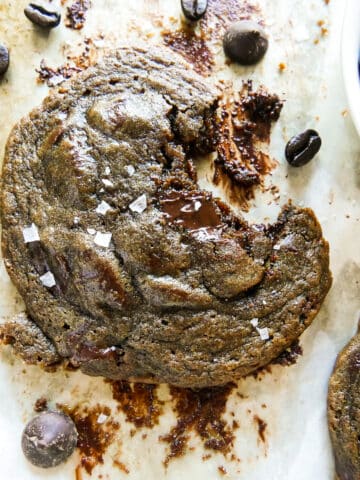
[262,300,267,305]
[257,327,270,341]
[102,179,114,188]
[273,244,280,251]
[73,216,80,225]
[87,228,96,235]
[94,231,112,248]
[97,413,108,424]
[125,165,135,176]
[22,223,40,243]
[250,318,259,327]
[96,201,112,215]
[194,201,202,212]
[129,194,147,213]
[104,166,111,175]
[40,271,56,288]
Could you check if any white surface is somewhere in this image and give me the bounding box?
[0,1,359,479]
[342,0,360,135]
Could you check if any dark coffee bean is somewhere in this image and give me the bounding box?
[181,0,208,21]
[223,20,268,65]
[24,3,61,29]
[0,45,9,75]
[22,411,78,468]
[285,129,322,167]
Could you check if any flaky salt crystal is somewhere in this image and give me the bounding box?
[87,228,96,235]
[73,216,80,225]
[250,318,259,327]
[102,179,114,188]
[194,201,202,212]
[97,413,108,424]
[129,194,147,213]
[104,166,111,175]
[40,271,56,288]
[125,165,135,176]
[22,223,40,243]
[257,327,270,341]
[273,244,280,251]
[96,201,112,215]
[94,231,112,248]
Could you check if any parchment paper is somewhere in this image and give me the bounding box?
[0,1,359,479]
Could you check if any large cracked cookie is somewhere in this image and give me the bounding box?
[328,330,360,480]
[0,46,331,388]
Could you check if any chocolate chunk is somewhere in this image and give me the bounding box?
[181,0,208,21]
[24,3,61,29]
[223,20,268,65]
[0,45,9,75]
[285,129,321,167]
[21,411,78,468]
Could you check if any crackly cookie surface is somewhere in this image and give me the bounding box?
[1,46,331,387]
[328,331,360,480]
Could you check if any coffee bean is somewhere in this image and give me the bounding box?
[285,129,322,167]
[223,20,268,65]
[22,411,78,468]
[181,0,208,21]
[0,45,9,75]
[24,3,61,29]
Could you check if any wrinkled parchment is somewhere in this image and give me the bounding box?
[0,0,359,479]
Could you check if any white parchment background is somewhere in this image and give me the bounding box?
[0,0,359,479]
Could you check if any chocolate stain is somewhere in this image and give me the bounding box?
[253,415,267,443]
[109,380,164,428]
[213,82,282,210]
[34,397,48,412]
[160,384,236,465]
[162,28,214,76]
[58,403,119,475]
[113,459,130,474]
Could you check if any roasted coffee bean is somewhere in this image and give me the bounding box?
[223,20,268,65]
[181,0,208,21]
[0,45,9,75]
[24,3,61,29]
[285,129,322,167]
[22,411,78,468]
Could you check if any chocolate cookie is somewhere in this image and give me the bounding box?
[1,46,331,388]
[328,330,360,480]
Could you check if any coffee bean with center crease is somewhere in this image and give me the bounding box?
[223,20,268,65]
[24,3,61,29]
[21,411,78,468]
[285,129,322,167]
[181,0,208,21]
[0,45,9,75]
